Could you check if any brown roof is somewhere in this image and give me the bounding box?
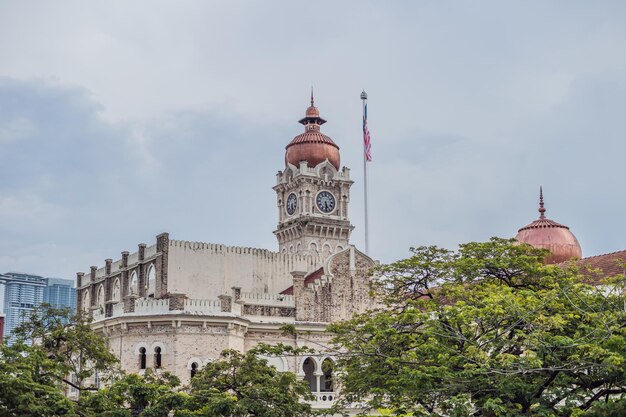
[280,267,324,295]
[576,250,626,283]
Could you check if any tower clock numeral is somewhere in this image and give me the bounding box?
[316,191,336,213]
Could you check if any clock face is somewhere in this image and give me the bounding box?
[316,191,336,213]
[286,193,297,216]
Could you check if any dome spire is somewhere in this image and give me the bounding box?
[287,91,339,170]
[539,185,546,219]
[299,90,326,128]
[516,187,582,264]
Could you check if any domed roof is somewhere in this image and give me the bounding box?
[285,92,340,170]
[305,104,320,118]
[515,188,582,264]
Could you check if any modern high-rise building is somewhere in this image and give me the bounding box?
[0,272,46,344]
[0,273,76,344]
[44,277,77,311]
[0,313,5,344]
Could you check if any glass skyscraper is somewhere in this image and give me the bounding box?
[43,277,77,310]
[1,272,46,344]
[1,273,76,344]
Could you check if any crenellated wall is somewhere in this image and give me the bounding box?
[166,240,313,299]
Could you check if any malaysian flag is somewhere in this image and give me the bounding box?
[363,103,372,162]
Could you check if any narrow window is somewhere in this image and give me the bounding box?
[320,358,334,392]
[139,347,147,370]
[154,346,162,368]
[303,357,317,392]
[69,372,78,395]
[147,265,156,297]
[191,362,198,378]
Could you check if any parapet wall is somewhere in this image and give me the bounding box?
[167,240,313,300]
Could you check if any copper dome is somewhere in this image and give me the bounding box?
[515,188,582,264]
[305,104,320,118]
[285,93,340,170]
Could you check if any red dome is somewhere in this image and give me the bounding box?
[285,131,340,169]
[285,94,340,170]
[515,189,582,264]
[305,105,320,118]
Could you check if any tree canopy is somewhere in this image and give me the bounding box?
[178,347,316,417]
[0,306,318,417]
[0,306,118,417]
[329,238,626,417]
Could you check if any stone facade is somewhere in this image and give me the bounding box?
[82,240,375,389]
[274,160,354,267]
[78,97,377,411]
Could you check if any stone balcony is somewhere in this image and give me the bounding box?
[309,391,337,408]
[91,291,294,322]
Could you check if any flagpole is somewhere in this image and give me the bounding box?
[361,90,370,255]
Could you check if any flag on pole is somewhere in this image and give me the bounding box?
[363,103,372,162]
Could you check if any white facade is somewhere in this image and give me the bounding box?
[78,98,376,412]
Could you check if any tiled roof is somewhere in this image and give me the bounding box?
[280,267,324,295]
[286,132,338,149]
[575,250,626,283]
[518,217,570,232]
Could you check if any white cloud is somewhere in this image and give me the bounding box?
[0,1,625,277]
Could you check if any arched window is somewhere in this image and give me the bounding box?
[139,347,147,370]
[82,289,90,312]
[129,271,138,295]
[112,278,121,302]
[147,265,156,297]
[154,346,162,368]
[190,362,198,378]
[322,244,332,259]
[302,357,317,392]
[320,358,334,392]
[96,285,105,310]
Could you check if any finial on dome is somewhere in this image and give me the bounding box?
[539,186,546,219]
[299,89,326,127]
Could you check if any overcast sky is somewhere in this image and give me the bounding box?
[1,1,625,281]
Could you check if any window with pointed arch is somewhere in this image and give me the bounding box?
[129,271,138,295]
[146,264,156,298]
[112,278,121,302]
[96,285,105,311]
[82,289,90,312]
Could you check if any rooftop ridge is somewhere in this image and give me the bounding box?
[581,249,626,261]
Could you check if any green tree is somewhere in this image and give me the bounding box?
[0,305,118,416]
[329,238,626,417]
[177,347,317,417]
[11,305,119,392]
[0,341,77,417]
[78,369,185,417]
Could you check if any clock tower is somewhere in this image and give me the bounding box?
[274,94,354,265]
